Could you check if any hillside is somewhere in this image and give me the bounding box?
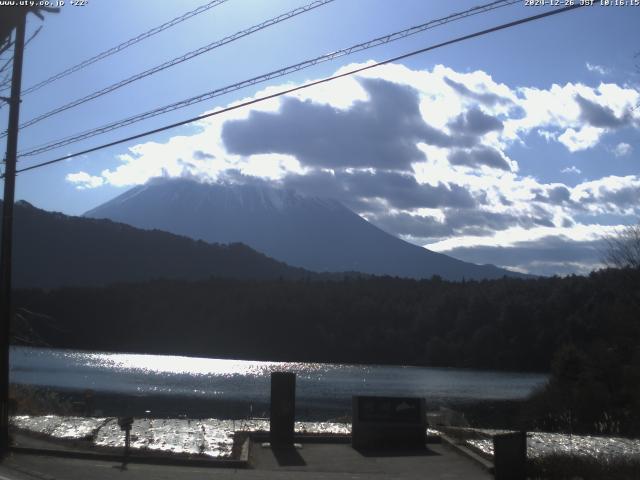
[2,200,316,288]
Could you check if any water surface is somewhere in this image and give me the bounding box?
[11,346,548,417]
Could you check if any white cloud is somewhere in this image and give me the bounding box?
[83,62,640,190]
[561,166,581,174]
[613,142,632,157]
[236,153,306,180]
[537,130,556,142]
[66,172,104,189]
[425,224,615,252]
[71,62,640,274]
[585,62,609,75]
[557,126,602,152]
[505,81,638,152]
[571,175,640,215]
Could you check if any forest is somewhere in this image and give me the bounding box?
[11,265,640,434]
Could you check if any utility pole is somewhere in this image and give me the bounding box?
[0,9,26,455]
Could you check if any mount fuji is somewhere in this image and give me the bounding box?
[85,178,520,280]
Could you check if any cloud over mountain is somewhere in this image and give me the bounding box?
[448,146,511,171]
[575,94,631,129]
[222,78,452,171]
[447,107,503,136]
[67,62,640,275]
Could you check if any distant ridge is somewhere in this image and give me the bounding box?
[85,178,524,280]
[2,200,318,288]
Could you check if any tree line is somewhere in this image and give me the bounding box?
[11,265,640,434]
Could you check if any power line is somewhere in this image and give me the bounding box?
[0,48,13,81]
[12,3,585,177]
[6,0,335,134]
[0,39,14,91]
[17,0,519,158]
[0,40,11,59]
[0,0,230,97]
[0,26,40,91]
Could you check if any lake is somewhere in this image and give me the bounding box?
[10,346,548,419]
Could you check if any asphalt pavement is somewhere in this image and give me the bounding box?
[0,440,492,480]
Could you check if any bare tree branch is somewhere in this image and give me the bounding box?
[604,222,640,270]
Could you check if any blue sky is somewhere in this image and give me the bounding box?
[1,0,639,275]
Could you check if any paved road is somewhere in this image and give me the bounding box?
[0,442,492,479]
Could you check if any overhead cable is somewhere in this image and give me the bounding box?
[9,0,335,132]
[1,0,231,96]
[12,3,585,176]
[18,0,519,157]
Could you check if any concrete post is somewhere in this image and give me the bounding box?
[493,431,527,480]
[270,372,295,445]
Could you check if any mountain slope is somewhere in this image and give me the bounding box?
[3,200,315,288]
[85,178,521,280]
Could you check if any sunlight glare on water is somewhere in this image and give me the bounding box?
[78,350,330,378]
[11,347,548,412]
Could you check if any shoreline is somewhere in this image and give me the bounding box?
[10,413,640,475]
[14,385,530,428]
[10,414,351,460]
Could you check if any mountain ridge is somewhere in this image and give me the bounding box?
[2,199,324,288]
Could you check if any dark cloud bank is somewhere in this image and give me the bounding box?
[223,78,450,171]
[223,77,505,172]
[217,77,633,276]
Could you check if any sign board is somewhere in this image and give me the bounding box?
[357,397,422,423]
[352,396,426,450]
